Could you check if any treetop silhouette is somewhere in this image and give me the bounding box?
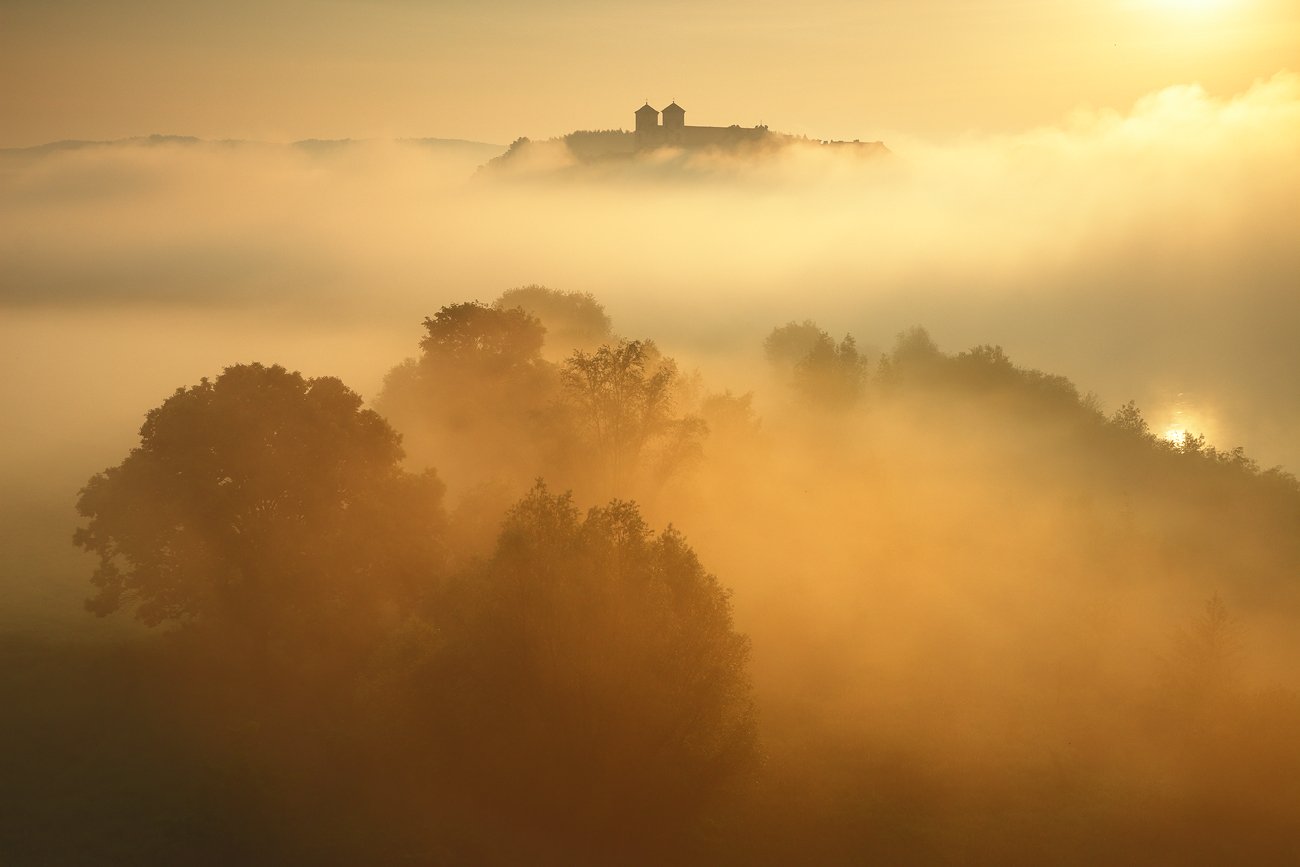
[74,362,445,636]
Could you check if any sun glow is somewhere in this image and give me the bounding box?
[1157,394,1215,449]
[1145,0,1231,12]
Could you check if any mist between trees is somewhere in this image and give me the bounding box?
[4,285,1299,865]
[5,74,1300,476]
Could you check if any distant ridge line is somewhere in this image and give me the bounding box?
[0,135,506,155]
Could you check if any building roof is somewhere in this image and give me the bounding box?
[662,101,684,113]
[635,103,659,116]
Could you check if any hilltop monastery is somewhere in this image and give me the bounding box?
[633,101,769,148]
[486,101,887,170]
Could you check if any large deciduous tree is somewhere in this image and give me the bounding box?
[424,483,756,855]
[560,339,704,490]
[74,363,445,641]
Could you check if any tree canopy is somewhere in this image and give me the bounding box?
[423,482,756,851]
[494,284,614,358]
[46,295,1300,865]
[74,363,445,637]
[794,333,869,409]
[418,301,547,374]
[377,302,560,488]
[763,320,828,370]
[559,338,705,489]
[764,321,870,409]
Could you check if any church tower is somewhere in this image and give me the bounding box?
[635,103,660,133]
[661,101,685,130]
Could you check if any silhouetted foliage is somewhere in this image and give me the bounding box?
[763,320,830,372]
[871,324,933,380]
[377,302,559,487]
[494,284,614,357]
[563,129,640,162]
[422,483,756,856]
[1110,399,1151,437]
[764,321,870,409]
[889,325,942,365]
[418,300,547,370]
[561,339,702,490]
[25,297,1300,865]
[73,363,444,640]
[794,333,869,409]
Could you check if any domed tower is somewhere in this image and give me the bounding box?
[661,101,685,131]
[635,103,660,134]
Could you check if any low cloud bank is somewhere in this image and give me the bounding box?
[1,73,1297,472]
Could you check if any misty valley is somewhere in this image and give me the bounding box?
[3,48,1300,863]
[3,284,1299,865]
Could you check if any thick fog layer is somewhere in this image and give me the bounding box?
[2,74,1299,865]
[3,75,1297,477]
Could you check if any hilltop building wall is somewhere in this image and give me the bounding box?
[634,103,660,134]
[634,103,771,151]
[482,102,888,172]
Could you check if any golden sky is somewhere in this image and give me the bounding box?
[3,0,1297,147]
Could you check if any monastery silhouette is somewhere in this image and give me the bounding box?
[631,100,882,152]
[485,100,887,170]
[632,101,768,148]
